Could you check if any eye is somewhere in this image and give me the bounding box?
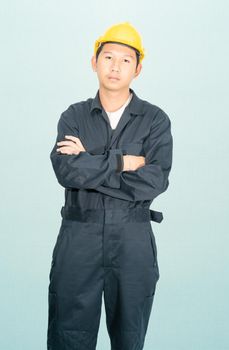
[124,59,130,63]
[105,56,112,59]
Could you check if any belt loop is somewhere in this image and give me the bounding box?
[60,206,65,218]
[150,210,163,223]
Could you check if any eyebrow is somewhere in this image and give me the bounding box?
[103,51,134,58]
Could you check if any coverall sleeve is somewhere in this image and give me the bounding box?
[50,109,124,189]
[94,109,173,202]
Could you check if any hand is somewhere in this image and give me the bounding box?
[123,155,145,171]
[56,135,86,155]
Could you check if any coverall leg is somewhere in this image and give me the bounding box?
[47,208,159,350]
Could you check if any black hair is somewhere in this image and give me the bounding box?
[95,41,140,69]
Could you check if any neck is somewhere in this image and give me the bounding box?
[98,87,131,112]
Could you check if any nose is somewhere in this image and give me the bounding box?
[111,66,120,73]
[111,60,120,72]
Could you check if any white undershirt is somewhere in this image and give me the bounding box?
[105,93,133,130]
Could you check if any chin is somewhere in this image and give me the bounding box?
[101,82,122,90]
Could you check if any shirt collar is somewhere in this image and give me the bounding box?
[90,87,145,116]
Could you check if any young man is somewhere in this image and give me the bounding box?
[47,22,173,350]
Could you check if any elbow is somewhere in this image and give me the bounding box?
[56,174,70,189]
[145,173,170,201]
[153,177,170,199]
[55,170,86,190]
[51,167,70,189]
[50,156,75,189]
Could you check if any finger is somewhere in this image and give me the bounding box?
[57,141,84,152]
[56,146,71,154]
[57,146,74,153]
[56,146,80,155]
[60,141,86,152]
[65,135,85,147]
[57,140,76,146]
[64,135,81,143]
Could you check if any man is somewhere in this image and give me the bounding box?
[47,21,173,350]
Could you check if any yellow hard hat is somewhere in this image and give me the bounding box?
[94,22,145,63]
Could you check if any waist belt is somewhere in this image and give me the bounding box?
[60,206,163,224]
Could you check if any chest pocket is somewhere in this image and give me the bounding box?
[120,142,144,156]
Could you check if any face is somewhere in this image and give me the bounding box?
[91,42,142,92]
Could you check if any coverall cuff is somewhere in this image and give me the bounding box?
[102,149,123,188]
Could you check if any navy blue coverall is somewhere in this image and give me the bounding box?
[47,87,173,350]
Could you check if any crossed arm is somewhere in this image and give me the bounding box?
[50,108,173,201]
[56,135,145,172]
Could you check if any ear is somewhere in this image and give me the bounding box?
[91,56,97,72]
[134,63,142,78]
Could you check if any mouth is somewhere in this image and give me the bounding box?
[108,76,120,80]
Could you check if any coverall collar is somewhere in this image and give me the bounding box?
[90,87,144,116]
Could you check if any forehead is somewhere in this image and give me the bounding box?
[101,42,136,58]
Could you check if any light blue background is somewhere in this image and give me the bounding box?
[1,1,228,349]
